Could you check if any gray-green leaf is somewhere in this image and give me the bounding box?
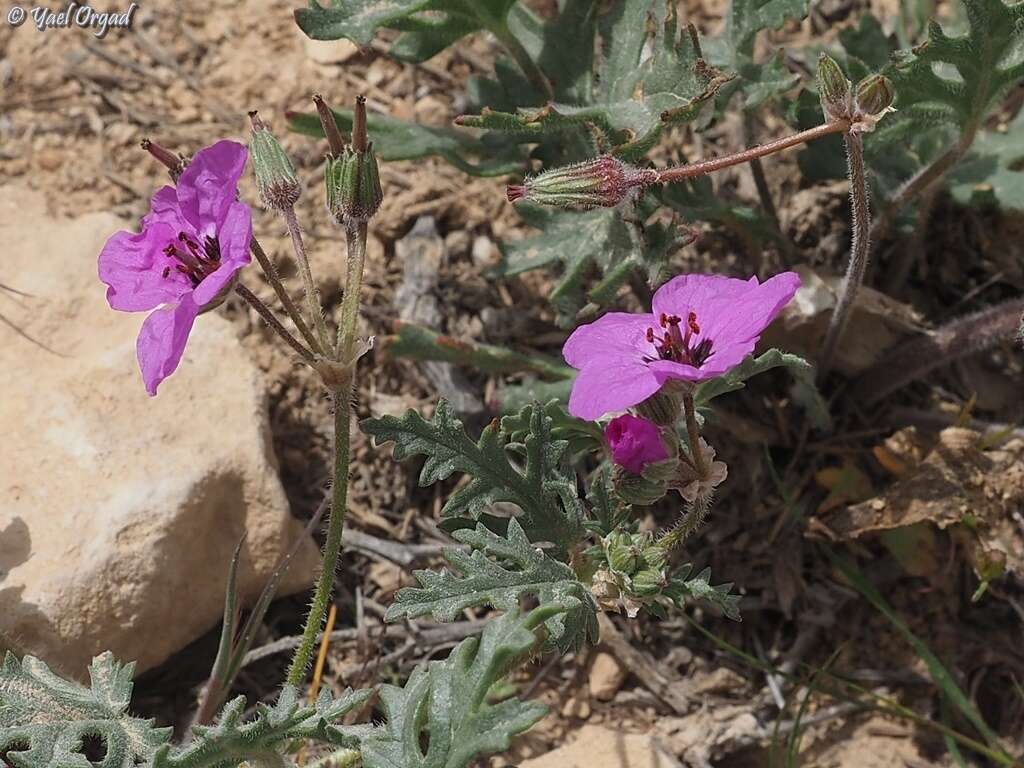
[386,519,599,652]
[0,652,172,768]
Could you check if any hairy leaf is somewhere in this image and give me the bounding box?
[693,348,812,406]
[362,400,585,554]
[152,686,372,768]
[500,399,603,459]
[667,565,743,621]
[947,109,1024,210]
[706,0,809,107]
[295,0,517,62]
[361,606,558,768]
[0,652,171,768]
[386,519,599,652]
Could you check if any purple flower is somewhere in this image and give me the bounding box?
[564,272,801,420]
[99,140,252,395]
[605,414,669,474]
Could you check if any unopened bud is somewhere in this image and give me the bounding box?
[855,74,894,117]
[249,112,301,211]
[630,568,666,597]
[816,54,852,122]
[506,155,656,211]
[324,97,383,224]
[612,465,668,506]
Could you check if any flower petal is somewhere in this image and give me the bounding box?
[700,271,801,342]
[176,140,248,239]
[136,293,201,396]
[652,273,757,323]
[568,361,664,421]
[99,220,192,312]
[562,312,654,370]
[192,201,252,307]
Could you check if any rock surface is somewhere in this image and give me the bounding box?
[520,725,679,768]
[588,650,628,701]
[0,185,320,678]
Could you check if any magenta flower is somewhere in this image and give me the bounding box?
[605,415,669,474]
[564,272,801,420]
[99,141,252,395]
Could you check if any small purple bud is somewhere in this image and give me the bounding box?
[506,156,656,211]
[605,414,669,475]
[855,74,895,117]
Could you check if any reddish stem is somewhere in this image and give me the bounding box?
[653,120,850,184]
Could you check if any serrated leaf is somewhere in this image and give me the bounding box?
[362,400,584,554]
[386,519,599,652]
[500,399,603,459]
[668,565,743,621]
[496,206,653,326]
[361,606,560,768]
[706,0,809,107]
[287,106,524,177]
[152,686,373,768]
[693,348,812,406]
[0,652,172,768]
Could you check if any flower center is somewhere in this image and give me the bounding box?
[161,231,222,286]
[645,312,713,366]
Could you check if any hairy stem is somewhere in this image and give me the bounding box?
[234,282,316,365]
[819,133,869,380]
[285,223,369,687]
[285,387,353,686]
[654,120,850,184]
[656,497,711,551]
[283,206,333,355]
[851,296,1024,405]
[249,237,325,356]
[307,750,362,768]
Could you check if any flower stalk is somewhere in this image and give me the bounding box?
[285,96,375,687]
[819,132,869,379]
[234,282,316,365]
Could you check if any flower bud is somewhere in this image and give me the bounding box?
[325,146,383,224]
[855,74,895,117]
[249,112,301,211]
[612,465,668,506]
[630,568,666,597]
[641,544,668,572]
[816,53,852,122]
[608,539,642,575]
[506,156,656,211]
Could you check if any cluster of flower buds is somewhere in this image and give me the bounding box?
[248,112,302,211]
[506,155,658,211]
[817,53,895,132]
[319,95,383,225]
[591,531,671,617]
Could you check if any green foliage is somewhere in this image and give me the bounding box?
[804,0,1024,209]
[499,399,603,459]
[361,399,585,554]
[295,0,517,63]
[693,348,812,406]
[382,321,574,380]
[152,687,372,768]
[287,106,523,177]
[667,565,743,621]
[387,519,599,652]
[0,652,171,768]
[706,0,809,107]
[361,606,557,768]
[947,109,1024,210]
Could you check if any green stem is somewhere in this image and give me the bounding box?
[286,387,353,686]
[250,237,325,356]
[682,393,707,479]
[285,222,369,687]
[234,283,317,365]
[284,206,334,355]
